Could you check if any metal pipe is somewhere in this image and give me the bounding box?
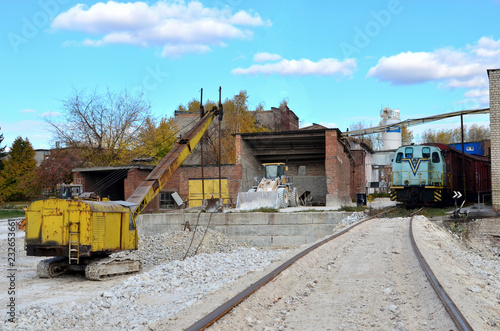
[461,114,466,197]
[200,89,205,208]
[218,87,222,204]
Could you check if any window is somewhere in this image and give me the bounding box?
[405,147,413,158]
[395,152,403,163]
[160,192,175,209]
[432,152,440,163]
[422,147,430,158]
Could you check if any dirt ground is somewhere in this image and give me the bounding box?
[158,216,499,331]
[0,215,498,330]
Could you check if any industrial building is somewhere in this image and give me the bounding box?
[71,70,500,213]
[73,105,356,210]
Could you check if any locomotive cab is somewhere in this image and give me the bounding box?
[390,145,448,206]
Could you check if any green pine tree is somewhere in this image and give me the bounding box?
[0,137,38,202]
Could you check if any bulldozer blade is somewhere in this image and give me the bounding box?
[236,191,280,211]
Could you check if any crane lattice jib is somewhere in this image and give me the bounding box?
[127,108,217,220]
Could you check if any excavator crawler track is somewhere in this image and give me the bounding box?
[37,257,68,278]
[85,257,142,281]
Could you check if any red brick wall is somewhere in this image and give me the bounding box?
[350,150,366,200]
[285,163,325,176]
[325,130,352,205]
[124,168,159,212]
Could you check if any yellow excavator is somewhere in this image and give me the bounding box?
[25,92,222,280]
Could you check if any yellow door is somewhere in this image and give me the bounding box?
[188,179,230,207]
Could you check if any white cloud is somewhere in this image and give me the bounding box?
[232,58,357,76]
[39,111,61,117]
[467,36,500,58]
[367,37,500,107]
[161,43,211,58]
[253,52,282,62]
[51,1,270,57]
[19,109,37,114]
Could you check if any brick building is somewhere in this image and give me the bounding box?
[73,127,354,210]
[488,69,500,211]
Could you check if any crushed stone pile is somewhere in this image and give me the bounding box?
[341,211,366,225]
[112,228,248,266]
[5,229,284,330]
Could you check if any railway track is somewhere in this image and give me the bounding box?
[186,208,473,331]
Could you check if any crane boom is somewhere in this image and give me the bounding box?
[127,106,219,220]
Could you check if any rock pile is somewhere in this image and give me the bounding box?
[341,211,366,225]
[113,228,247,266]
[4,230,284,330]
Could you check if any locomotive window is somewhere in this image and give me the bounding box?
[422,147,431,158]
[395,152,403,163]
[432,152,440,163]
[405,147,413,158]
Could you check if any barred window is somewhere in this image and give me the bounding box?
[160,192,175,209]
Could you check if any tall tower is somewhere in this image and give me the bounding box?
[380,107,402,150]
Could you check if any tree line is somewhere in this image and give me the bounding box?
[0,88,275,201]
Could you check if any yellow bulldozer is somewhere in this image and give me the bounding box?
[236,163,298,210]
[25,95,222,280]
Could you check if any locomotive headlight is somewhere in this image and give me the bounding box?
[421,180,426,186]
[404,180,409,186]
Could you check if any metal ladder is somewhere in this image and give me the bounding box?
[68,221,80,264]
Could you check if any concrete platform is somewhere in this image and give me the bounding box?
[136,211,353,248]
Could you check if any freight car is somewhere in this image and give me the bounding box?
[390,143,491,207]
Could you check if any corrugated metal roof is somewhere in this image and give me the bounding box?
[235,128,339,137]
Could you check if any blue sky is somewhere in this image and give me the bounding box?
[1,0,499,150]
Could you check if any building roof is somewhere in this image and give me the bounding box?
[236,128,341,164]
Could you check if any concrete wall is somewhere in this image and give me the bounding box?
[136,211,351,248]
[466,218,500,252]
[235,135,262,192]
[488,69,500,211]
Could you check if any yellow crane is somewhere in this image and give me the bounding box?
[25,92,222,280]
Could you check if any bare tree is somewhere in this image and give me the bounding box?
[349,121,382,150]
[46,87,152,166]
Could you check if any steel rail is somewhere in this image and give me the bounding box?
[185,208,397,331]
[409,212,473,331]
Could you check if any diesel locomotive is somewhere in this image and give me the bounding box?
[390,143,490,207]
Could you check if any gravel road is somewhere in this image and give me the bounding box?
[0,214,498,330]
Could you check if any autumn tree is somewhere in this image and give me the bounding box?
[45,87,152,166]
[0,137,38,202]
[190,90,266,164]
[0,127,7,171]
[401,124,414,145]
[34,148,85,195]
[465,124,490,141]
[420,124,490,144]
[175,96,219,114]
[349,121,382,150]
[135,115,178,162]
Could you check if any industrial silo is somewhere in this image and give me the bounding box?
[380,107,402,150]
